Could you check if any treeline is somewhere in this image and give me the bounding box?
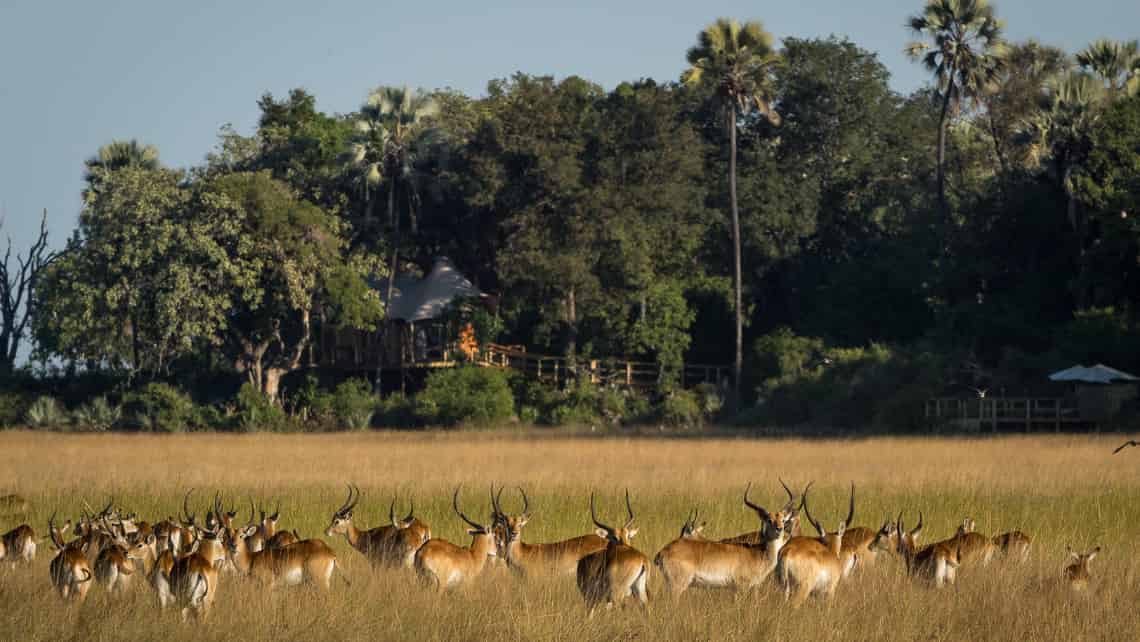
[2,4,1140,431]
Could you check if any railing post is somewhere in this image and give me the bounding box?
[626,362,632,386]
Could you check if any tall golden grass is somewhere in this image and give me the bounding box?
[0,430,1137,641]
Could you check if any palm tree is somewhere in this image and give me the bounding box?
[82,140,160,204]
[1076,38,1140,97]
[905,0,1006,216]
[683,18,781,406]
[1020,71,1106,307]
[345,86,440,229]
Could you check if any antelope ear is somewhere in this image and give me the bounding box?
[467,528,480,536]
[242,526,259,538]
[517,515,530,527]
[145,534,157,546]
[1088,548,1100,560]
[595,528,609,539]
[627,527,639,540]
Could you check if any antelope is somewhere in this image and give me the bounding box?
[576,491,650,616]
[775,484,847,606]
[94,524,154,593]
[490,485,606,578]
[1,523,36,564]
[993,530,1032,562]
[226,526,341,590]
[1063,546,1099,591]
[896,512,959,587]
[953,517,997,566]
[166,548,219,620]
[47,512,93,604]
[654,484,794,598]
[414,488,497,591]
[720,479,801,544]
[326,484,432,570]
[801,483,859,577]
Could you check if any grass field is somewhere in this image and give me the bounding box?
[0,430,1137,641]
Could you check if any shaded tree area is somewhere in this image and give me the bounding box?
[8,11,1140,430]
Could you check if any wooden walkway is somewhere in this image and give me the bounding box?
[925,397,1085,431]
[477,343,727,389]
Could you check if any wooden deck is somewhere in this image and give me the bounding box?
[476,344,727,389]
[925,397,1086,431]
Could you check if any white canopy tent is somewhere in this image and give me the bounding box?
[1048,364,1140,384]
[381,257,483,323]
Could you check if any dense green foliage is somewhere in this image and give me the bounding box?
[5,11,1140,432]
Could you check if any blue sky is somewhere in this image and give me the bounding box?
[1,0,1137,251]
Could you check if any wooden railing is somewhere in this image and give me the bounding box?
[479,343,727,389]
[925,397,1084,431]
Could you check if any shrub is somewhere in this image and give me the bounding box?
[416,366,514,426]
[375,393,417,429]
[25,396,66,429]
[72,396,121,432]
[331,379,376,430]
[0,391,32,428]
[123,383,196,433]
[233,383,288,432]
[659,389,703,428]
[546,379,602,426]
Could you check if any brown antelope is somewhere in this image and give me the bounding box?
[775,485,847,606]
[414,488,497,591]
[94,527,154,593]
[993,530,1032,562]
[576,491,650,616]
[798,483,860,577]
[1,523,36,565]
[47,512,93,604]
[720,479,802,544]
[953,517,997,566]
[1063,546,1099,591]
[491,485,606,578]
[166,549,219,620]
[226,527,341,591]
[326,484,432,570]
[654,484,794,598]
[896,512,959,587]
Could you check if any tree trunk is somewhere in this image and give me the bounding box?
[566,286,577,361]
[936,85,954,221]
[379,179,401,394]
[1063,162,1088,308]
[728,106,743,410]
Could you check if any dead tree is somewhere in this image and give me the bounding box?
[0,210,59,375]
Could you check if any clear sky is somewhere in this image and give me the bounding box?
[1,0,1137,252]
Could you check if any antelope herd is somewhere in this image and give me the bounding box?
[0,479,1106,621]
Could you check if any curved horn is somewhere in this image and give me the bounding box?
[743,482,773,522]
[270,500,280,521]
[517,487,530,517]
[623,489,635,530]
[183,489,196,524]
[336,484,355,517]
[778,477,796,511]
[48,511,64,549]
[914,511,924,534]
[801,484,823,536]
[100,496,114,518]
[845,482,855,527]
[489,483,502,520]
[404,497,415,523]
[388,496,398,526]
[590,492,613,535]
[247,497,256,525]
[452,487,482,531]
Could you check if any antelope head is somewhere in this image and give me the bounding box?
[801,483,850,546]
[743,481,794,545]
[679,507,706,539]
[453,487,497,557]
[491,484,532,548]
[896,511,924,555]
[590,490,639,545]
[956,517,977,536]
[325,484,361,537]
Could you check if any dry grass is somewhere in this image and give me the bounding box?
[0,430,1138,641]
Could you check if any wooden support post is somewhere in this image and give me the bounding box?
[1025,400,1031,432]
[1055,401,1061,433]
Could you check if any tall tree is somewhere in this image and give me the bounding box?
[0,211,58,375]
[683,18,782,405]
[1076,39,1140,97]
[906,0,1006,216]
[82,140,160,205]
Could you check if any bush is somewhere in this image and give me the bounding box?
[659,389,703,428]
[123,383,196,433]
[25,396,66,429]
[331,379,376,430]
[416,366,514,426]
[375,393,417,429]
[233,383,288,432]
[72,396,121,432]
[0,391,32,428]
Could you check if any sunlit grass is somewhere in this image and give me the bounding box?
[0,431,1137,641]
